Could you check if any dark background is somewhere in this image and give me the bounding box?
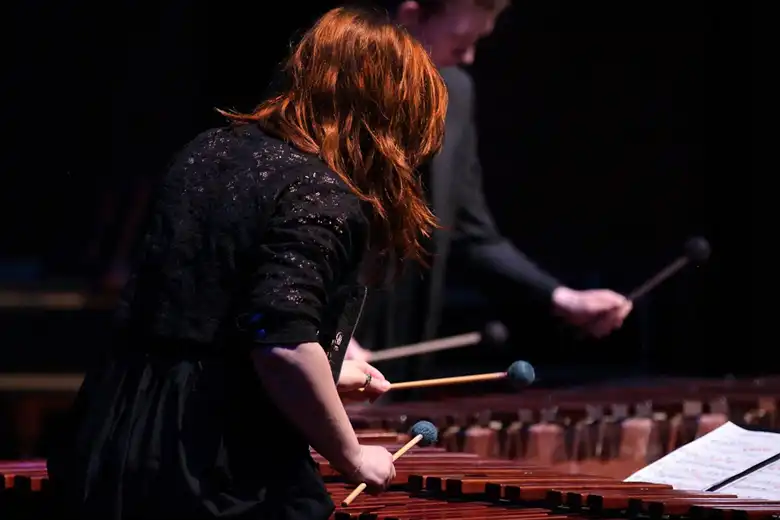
[1,2,753,379]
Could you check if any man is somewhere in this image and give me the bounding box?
[348,0,633,366]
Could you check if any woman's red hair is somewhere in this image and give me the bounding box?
[218,6,447,276]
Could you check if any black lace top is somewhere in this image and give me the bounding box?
[48,124,370,520]
[115,124,369,369]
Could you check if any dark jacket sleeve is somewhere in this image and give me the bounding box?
[446,68,561,301]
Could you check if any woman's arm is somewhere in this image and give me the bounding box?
[243,168,382,473]
[252,342,362,474]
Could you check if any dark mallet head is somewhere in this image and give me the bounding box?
[684,236,711,263]
[506,360,536,389]
[483,321,509,346]
[409,420,438,447]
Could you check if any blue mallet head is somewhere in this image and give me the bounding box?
[506,360,536,389]
[409,420,438,447]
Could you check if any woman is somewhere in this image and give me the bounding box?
[47,6,447,519]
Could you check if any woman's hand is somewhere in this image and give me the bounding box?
[338,360,391,402]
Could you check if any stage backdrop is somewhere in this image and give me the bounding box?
[2,1,751,376]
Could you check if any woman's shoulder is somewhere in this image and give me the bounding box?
[178,124,310,172]
[233,127,361,206]
[181,125,345,187]
[162,125,366,237]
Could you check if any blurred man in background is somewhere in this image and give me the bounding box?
[348,0,633,375]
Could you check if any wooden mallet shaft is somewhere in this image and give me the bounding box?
[627,256,689,301]
[388,371,507,390]
[626,236,711,302]
[341,434,424,506]
[368,331,481,362]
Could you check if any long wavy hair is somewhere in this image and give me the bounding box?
[218,6,447,276]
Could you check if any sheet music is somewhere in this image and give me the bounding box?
[624,422,780,491]
[717,458,780,500]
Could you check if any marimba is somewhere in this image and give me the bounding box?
[319,448,780,520]
[2,447,780,519]
[1,375,776,463]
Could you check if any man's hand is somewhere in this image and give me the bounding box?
[552,286,633,338]
[345,337,372,362]
[337,360,390,402]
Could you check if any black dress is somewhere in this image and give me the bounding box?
[47,125,370,519]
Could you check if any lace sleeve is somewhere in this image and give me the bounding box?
[237,170,368,346]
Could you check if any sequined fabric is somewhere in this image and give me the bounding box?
[116,124,369,350]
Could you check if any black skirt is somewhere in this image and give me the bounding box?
[47,343,334,520]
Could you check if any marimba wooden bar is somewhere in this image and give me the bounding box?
[3,447,780,519]
[318,446,780,520]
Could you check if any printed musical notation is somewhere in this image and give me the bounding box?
[625,422,780,496]
[718,459,780,500]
